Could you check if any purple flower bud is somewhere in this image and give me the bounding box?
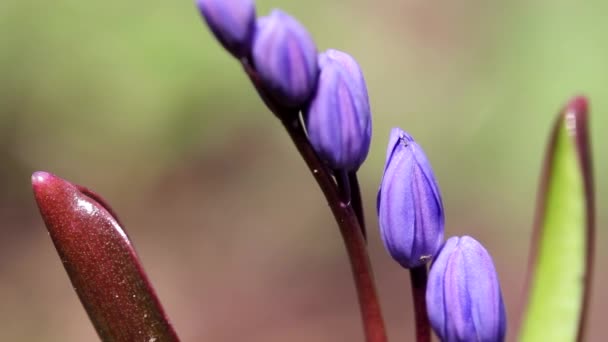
[377,128,444,268]
[305,49,371,171]
[252,9,318,107]
[426,236,507,342]
[196,0,256,58]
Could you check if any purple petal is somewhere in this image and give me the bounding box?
[305,49,371,171]
[196,0,256,58]
[427,236,506,342]
[252,9,318,107]
[377,128,444,268]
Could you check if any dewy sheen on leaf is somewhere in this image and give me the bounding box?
[196,0,256,58]
[252,9,318,108]
[31,171,179,342]
[305,49,372,171]
[426,236,506,342]
[377,128,444,268]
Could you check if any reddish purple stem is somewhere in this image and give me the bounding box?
[242,61,387,342]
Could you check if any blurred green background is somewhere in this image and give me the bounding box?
[1,0,606,340]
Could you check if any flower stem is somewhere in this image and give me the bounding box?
[409,265,431,342]
[242,61,387,342]
[282,116,387,342]
[348,172,367,241]
[334,170,352,204]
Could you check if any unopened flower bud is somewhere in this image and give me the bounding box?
[377,128,444,268]
[196,0,256,58]
[426,236,507,342]
[305,49,371,171]
[252,9,318,107]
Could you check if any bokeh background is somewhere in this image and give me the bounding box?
[1,0,606,341]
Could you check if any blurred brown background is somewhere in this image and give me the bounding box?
[1,0,606,341]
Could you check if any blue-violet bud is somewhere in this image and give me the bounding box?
[196,0,256,58]
[377,128,444,268]
[252,9,318,107]
[305,49,372,171]
[426,236,507,342]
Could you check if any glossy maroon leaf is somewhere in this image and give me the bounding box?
[32,171,180,342]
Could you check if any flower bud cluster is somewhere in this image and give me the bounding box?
[197,2,506,340]
[377,128,506,341]
[196,0,372,171]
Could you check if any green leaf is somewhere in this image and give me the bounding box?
[520,96,594,342]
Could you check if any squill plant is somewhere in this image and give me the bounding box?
[30,1,595,341]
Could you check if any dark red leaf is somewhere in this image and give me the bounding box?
[32,171,180,342]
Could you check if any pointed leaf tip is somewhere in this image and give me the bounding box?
[565,95,588,117]
[31,171,51,186]
[32,171,180,342]
[562,96,592,189]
